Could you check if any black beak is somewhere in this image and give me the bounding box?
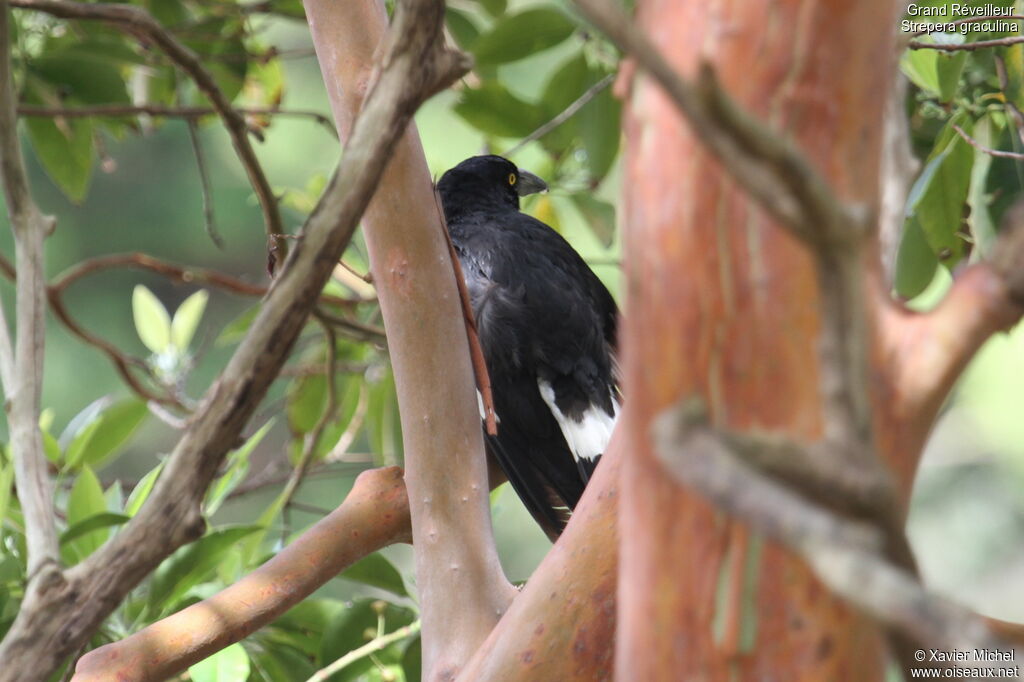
[515,169,548,196]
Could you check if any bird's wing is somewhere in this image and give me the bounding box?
[485,369,585,538]
[488,213,620,479]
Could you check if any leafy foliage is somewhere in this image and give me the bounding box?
[897,0,1024,296]
[7,0,1019,679]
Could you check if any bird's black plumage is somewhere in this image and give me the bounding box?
[437,155,619,540]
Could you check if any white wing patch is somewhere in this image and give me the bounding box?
[537,379,618,463]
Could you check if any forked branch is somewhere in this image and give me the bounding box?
[0,0,469,677]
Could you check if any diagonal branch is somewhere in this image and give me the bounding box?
[651,400,1021,672]
[0,0,59,578]
[877,204,1024,461]
[72,467,411,682]
[16,104,337,135]
[0,0,468,676]
[10,0,287,258]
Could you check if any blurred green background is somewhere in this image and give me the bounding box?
[2,0,1024,679]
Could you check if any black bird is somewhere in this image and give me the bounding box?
[437,155,619,540]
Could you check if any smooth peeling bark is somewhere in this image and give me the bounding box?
[456,432,622,682]
[304,2,514,678]
[619,0,900,679]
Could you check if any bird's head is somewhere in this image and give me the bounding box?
[437,155,547,218]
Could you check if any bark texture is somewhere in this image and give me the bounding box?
[618,1,900,678]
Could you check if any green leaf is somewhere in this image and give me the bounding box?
[267,599,346,658]
[148,525,262,615]
[581,82,621,181]
[445,8,480,51]
[471,8,576,66]
[248,643,317,682]
[287,374,328,436]
[339,553,408,597]
[41,429,61,465]
[188,642,250,682]
[365,368,401,464]
[133,285,172,354]
[0,459,14,523]
[453,82,544,138]
[894,217,940,299]
[171,290,209,351]
[571,194,616,247]
[901,34,966,100]
[935,50,968,102]
[216,305,259,347]
[60,512,130,547]
[905,119,973,267]
[64,418,103,470]
[29,53,131,105]
[204,420,273,516]
[65,466,109,561]
[318,600,416,682]
[125,460,165,517]
[1002,41,1024,111]
[23,86,94,203]
[539,53,591,153]
[967,115,1000,259]
[472,0,507,17]
[402,636,422,682]
[65,399,148,470]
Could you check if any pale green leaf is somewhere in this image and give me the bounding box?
[171,290,209,351]
[132,285,172,354]
[188,643,250,682]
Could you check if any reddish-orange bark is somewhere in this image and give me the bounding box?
[618,0,900,679]
[457,432,621,681]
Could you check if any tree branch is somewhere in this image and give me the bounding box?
[10,0,288,259]
[0,0,60,579]
[651,400,1021,671]
[304,1,511,678]
[876,206,1024,461]
[456,432,621,682]
[72,467,410,682]
[504,73,614,157]
[0,0,467,674]
[16,104,336,135]
[308,617,421,682]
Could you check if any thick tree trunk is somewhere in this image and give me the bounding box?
[618,1,900,678]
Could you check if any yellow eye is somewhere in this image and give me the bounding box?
[508,173,517,186]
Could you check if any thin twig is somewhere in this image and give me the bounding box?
[504,73,614,157]
[952,122,1024,159]
[908,13,1024,37]
[16,104,337,136]
[909,35,1024,51]
[0,251,366,406]
[324,384,370,462]
[0,0,60,576]
[306,620,421,682]
[186,119,224,249]
[279,314,340,514]
[10,0,288,259]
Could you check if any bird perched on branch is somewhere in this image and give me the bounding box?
[437,155,619,540]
